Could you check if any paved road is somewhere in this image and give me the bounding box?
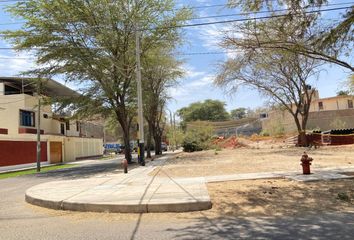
[1,158,354,240]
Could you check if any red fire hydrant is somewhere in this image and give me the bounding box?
[122,159,128,174]
[300,152,313,175]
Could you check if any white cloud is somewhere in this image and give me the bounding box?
[182,64,205,78]
[188,74,213,87]
[169,72,215,100]
[0,49,36,76]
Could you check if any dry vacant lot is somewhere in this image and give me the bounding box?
[206,178,354,217]
[147,142,354,218]
[151,143,354,178]
[19,142,354,223]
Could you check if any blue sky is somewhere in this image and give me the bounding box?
[0,0,353,113]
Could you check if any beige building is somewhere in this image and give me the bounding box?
[0,77,103,167]
[262,90,354,134]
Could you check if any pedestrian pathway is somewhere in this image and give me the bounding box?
[25,155,212,213]
[0,162,52,174]
[25,153,354,213]
[204,166,354,183]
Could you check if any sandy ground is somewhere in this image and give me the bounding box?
[206,178,354,217]
[150,143,354,178]
[145,143,354,219]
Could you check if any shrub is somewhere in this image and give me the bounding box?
[260,130,270,136]
[182,122,214,152]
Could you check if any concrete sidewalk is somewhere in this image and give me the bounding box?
[0,162,53,174]
[0,155,123,174]
[205,166,354,183]
[25,155,212,213]
[25,153,354,214]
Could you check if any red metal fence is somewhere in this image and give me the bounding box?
[0,140,47,167]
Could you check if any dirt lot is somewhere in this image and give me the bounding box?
[206,178,354,217]
[150,143,354,178]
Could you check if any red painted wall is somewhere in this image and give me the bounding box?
[0,140,47,167]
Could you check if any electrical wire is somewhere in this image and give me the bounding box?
[0,2,352,26]
[0,6,350,39]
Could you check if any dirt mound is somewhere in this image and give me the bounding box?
[213,136,248,149]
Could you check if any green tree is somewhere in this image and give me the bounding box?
[178,99,230,128]
[2,0,190,163]
[142,47,183,156]
[337,90,350,96]
[230,107,247,119]
[182,122,214,152]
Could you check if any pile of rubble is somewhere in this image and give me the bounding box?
[212,136,248,149]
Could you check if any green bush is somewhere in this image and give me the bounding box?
[260,130,270,136]
[182,122,214,152]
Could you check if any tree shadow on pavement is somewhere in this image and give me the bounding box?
[166,212,354,240]
[34,160,142,180]
[167,179,354,239]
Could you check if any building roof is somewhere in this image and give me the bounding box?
[312,95,354,102]
[0,76,79,98]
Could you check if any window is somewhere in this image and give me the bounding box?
[76,121,80,132]
[20,110,35,127]
[348,100,353,109]
[259,113,268,119]
[66,121,70,131]
[318,102,323,110]
[60,123,65,135]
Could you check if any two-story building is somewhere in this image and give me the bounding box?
[261,89,354,134]
[0,77,104,167]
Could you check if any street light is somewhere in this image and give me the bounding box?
[166,109,177,152]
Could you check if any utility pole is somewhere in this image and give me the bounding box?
[169,110,174,152]
[173,113,176,151]
[135,23,145,166]
[36,78,41,172]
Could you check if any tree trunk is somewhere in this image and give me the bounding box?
[122,128,132,163]
[292,113,308,147]
[146,124,152,159]
[115,109,132,163]
[154,131,162,155]
[298,130,308,147]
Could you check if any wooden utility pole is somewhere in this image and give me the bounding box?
[36,78,41,172]
[135,23,145,166]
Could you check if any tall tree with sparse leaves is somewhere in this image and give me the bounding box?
[2,0,190,163]
[216,17,323,146]
[227,0,353,71]
[142,47,183,156]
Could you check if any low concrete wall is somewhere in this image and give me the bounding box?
[64,137,103,162]
[262,109,354,134]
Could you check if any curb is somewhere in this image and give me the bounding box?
[25,192,212,213]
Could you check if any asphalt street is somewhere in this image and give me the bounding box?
[1,158,354,240]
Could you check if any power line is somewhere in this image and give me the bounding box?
[160,6,353,30]
[0,2,352,27]
[0,5,350,40]
[191,2,354,20]
[0,1,230,10]
[0,50,238,59]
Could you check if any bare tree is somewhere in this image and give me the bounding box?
[227,0,354,71]
[216,20,322,145]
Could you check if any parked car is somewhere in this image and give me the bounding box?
[104,143,122,154]
[161,142,168,151]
